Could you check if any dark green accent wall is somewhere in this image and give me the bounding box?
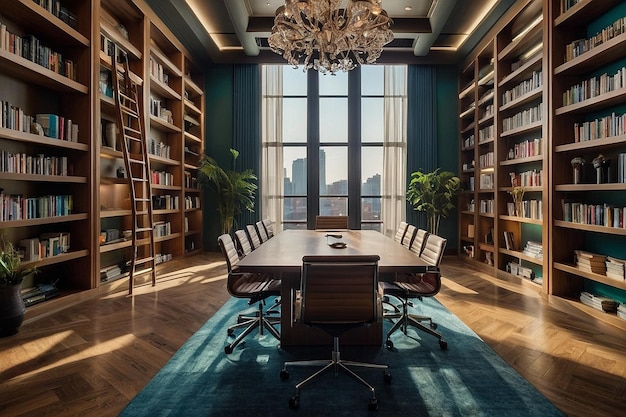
[436,65,460,250]
[203,65,235,251]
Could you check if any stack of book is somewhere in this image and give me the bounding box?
[100,264,122,282]
[580,291,618,313]
[575,250,607,274]
[605,257,625,281]
[522,241,543,260]
[22,283,59,307]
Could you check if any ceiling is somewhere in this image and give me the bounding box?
[146,0,518,66]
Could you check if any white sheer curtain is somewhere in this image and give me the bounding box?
[261,66,284,232]
[381,66,407,237]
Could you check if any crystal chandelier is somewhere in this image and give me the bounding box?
[268,0,394,74]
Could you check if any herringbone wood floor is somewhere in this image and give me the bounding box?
[0,253,624,416]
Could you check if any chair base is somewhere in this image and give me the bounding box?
[225,300,281,354]
[384,296,447,350]
[280,336,391,410]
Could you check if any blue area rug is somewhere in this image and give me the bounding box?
[120,297,565,417]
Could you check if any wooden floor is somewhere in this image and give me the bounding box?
[0,254,624,417]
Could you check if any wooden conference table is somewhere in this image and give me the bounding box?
[236,229,434,346]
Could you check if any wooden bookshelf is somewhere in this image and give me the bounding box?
[0,0,204,320]
[0,0,95,317]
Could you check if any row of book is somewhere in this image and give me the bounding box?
[502,103,543,132]
[32,0,78,29]
[562,67,626,106]
[573,111,626,143]
[506,261,536,281]
[562,202,626,228]
[0,152,70,176]
[153,221,172,238]
[501,70,542,105]
[510,169,543,187]
[149,57,170,86]
[148,138,171,159]
[564,15,626,62]
[152,195,179,210]
[184,172,199,189]
[0,193,73,221]
[151,170,174,186]
[478,125,493,143]
[507,138,542,160]
[1,102,80,142]
[0,24,76,80]
[506,199,543,220]
[18,232,70,262]
[185,195,201,209]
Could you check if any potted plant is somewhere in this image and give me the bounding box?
[199,148,257,235]
[406,168,461,235]
[0,237,37,337]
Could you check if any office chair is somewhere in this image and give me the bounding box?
[381,234,448,350]
[314,215,348,230]
[256,220,270,242]
[410,229,429,256]
[393,221,408,243]
[280,255,391,411]
[246,224,262,250]
[217,234,281,354]
[234,229,253,256]
[262,218,275,238]
[401,224,417,249]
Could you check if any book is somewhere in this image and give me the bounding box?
[35,114,59,139]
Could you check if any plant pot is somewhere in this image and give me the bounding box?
[0,283,26,337]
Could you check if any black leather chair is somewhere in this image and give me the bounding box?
[218,234,281,354]
[381,233,448,350]
[280,255,391,411]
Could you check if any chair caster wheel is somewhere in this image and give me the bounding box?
[368,398,378,411]
[288,396,299,409]
[430,322,437,330]
[385,339,394,349]
[280,370,289,380]
[439,340,448,350]
[224,345,233,354]
[383,372,392,384]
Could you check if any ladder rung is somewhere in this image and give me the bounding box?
[135,198,151,202]
[135,227,154,233]
[123,126,142,136]
[128,158,146,165]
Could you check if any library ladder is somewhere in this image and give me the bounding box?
[111,53,157,294]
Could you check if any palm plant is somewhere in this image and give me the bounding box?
[406,168,461,235]
[199,149,257,235]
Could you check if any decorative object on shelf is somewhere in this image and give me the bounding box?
[0,237,37,337]
[406,168,461,235]
[30,122,44,136]
[105,122,116,150]
[592,154,608,184]
[570,156,585,185]
[199,148,257,235]
[268,0,394,74]
[116,167,125,179]
[508,186,525,217]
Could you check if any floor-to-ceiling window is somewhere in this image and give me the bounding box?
[261,65,407,233]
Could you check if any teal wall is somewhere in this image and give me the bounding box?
[203,65,235,251]
[436,65,460,250]
[201,64,461,251]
